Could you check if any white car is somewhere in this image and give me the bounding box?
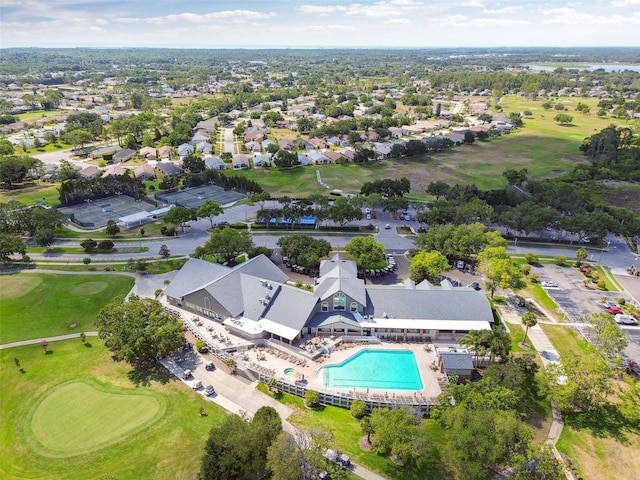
[614,314,638,325]
[540,281,558,288]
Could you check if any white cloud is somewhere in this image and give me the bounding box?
[483,6,521,14]
[298,1,422,18]
[384,18,411,24]
[542,8,632,25]
[145,10,276,26]
[610,0,640,6]
[441,15,528,27]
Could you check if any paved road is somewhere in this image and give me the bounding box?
[223,127,237,154]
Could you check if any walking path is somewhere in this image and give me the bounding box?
[0,331,98,350]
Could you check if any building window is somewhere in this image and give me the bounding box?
[350,302,358,312]
[321,302,329,312]
[333,292,346,311]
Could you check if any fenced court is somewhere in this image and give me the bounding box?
[58,195,157,228]
[154,184,246,209]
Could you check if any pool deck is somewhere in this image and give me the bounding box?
[174,304,448,402]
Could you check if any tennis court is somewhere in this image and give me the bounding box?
[58,195,157,228]
[155,185,246,209]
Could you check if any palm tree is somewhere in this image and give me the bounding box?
[488,327,511,363]
[360,416,374,445]
[521,311,538,347]
[459,330,490,368]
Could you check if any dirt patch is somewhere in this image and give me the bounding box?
[0,274,43,299]
[358,436,372,451]
[605,189,640,216]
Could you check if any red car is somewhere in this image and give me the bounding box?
[608,306,624,315]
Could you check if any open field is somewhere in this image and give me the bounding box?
[0,340,223,479]
[0,273,134,344]
[541,324,640,480]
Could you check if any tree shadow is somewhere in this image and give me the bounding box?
[44,350,54,355]
[19,368,26,374]
[563,404,637,444]
[83,342,93,348]
[127,360,172,387]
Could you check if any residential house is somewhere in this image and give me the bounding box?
[261,139,276,151]
[307,151,329,165]
[191,130,210,145]
[194,117,219,133]
[113,148,136,163]
[252,154,270,168]
[164,253,494,346]
[102,165,128,178]
[155,162,184,176]
[388,126,404,139]
[324,151,345,163]
[310,138,327,149]
[341,149,356,162]
[244,128,265,143]
[205,156,227,170]
[297,152,311,166]
[134,164,156,180]
[373,143,392,160]
[232,154,250,170]
[159,145,174,160]
[278,139,295,151]
[244,141,261,153]
[196,141,213,154]
[178,143,195,157]
[294,138,314,150]
[79,166,101,179]
[139,146,157,160]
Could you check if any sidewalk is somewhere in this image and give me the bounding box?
[0,332,98,350]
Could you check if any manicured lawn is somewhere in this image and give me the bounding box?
[257,385,451,479]
[0,273,134,343]
[0,340,224,479]
[0,183,61,207]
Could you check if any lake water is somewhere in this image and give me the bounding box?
[526,64,640,73]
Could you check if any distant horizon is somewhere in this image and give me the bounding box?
[2,1,639,49]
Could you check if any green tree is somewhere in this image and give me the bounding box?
[163,206,195,233]
[521,311,537,347]
[195,226,253,266]
[159,244,170,261]
[361,416,374,444]
[345,236,385,268]
[409,250,450,284]
[502,168,528,186]
[266,431,303,480]
[0,233,26,263]
[200,414,257,480]
[575,247,588,264]
[477,246,523,298]
[97,239,114,251]
[33,228,55,248]
[95,294,184,364]
[250,192,271,209]
[0,139,14,155]
[105,219,120,236]
[80,238,98,253]
[585,312,628,368]
[305,389,320,407]
[277,234,331,267]
[327,197,362,227]
[369,407,431,467]
[554,113,573,125]
[196,199,224,228]
[459,329,491,368]
[350,399,368,419]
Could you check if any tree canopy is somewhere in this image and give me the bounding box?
[277,233,331,267]
[194,226,254,266]
[345,236,385,268]
[95,294,184,364]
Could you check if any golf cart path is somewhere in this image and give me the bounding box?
[0,331,99,350]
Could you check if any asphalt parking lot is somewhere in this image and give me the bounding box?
[530,263,640,363]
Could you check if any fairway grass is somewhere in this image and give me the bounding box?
[0,273,134,344]
[31,381,164,456]
[1,340,224,480]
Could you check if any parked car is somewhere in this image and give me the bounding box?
[515,296,527,308]
[204,385,215,396]
[602,301,618,309]
[384,224,391,229]
[540,281,558,287]
[456,260,465,270]
[580,236,591,243]
[614,314,637,325]
[608,306,624,315]
[469,282,481,291]
[366,214,371,220]
[182,369,192,379]
[205,360,215,370]
[192,379,203,390]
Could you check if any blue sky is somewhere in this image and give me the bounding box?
[1,0,639,48]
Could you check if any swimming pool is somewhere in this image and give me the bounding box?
[320,350,423,390]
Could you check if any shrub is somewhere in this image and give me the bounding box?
[554,255,567,266]
[305,389,320,407]
[139,228,145,236]
[97,239,114,251]
[597,280,607,290]
[529,272,539,283]
[591,272,600,283]
[525,253,539,265]
[154,288,163,298]
[82,257,91,265]
[619,298,626,306]
[161,225,176,236]
[521,264,531,276]
[350,399,368,419]
[195,339,207,353]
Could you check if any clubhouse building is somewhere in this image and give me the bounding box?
[163,254,494,345]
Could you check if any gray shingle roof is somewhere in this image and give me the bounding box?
[163,258,229,300]
[440,352,474,371]
[261,284,318,332]
[364,287,494,323]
